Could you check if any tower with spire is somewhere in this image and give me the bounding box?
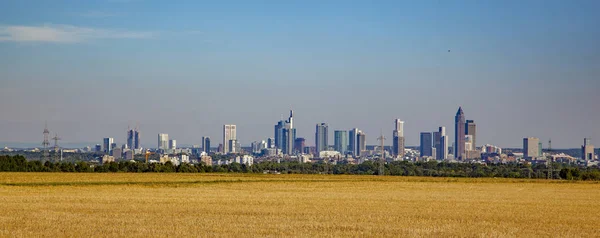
[454,107,466,160]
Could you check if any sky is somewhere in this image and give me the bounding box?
[1,0,599,149]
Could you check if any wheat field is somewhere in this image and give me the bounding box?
[0,173,598,237]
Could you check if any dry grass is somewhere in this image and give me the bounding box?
[0,173,599,237]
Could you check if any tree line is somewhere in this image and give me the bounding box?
[1,155,599,181]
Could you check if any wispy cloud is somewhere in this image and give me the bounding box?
[0,24,154,43]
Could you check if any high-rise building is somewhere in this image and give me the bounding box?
[134,130,140,149]
[349,128,359,156]
[158,133,169,151]
[203,137,211,153]
[356,130,366,157]
[436,127,448,160]
[95,144,102,153]
[267,138,275,148]
[127,129,134,150]
[294,138,306,154]
[223,125,237,154]
[274,110,296,155]
[127,127,141,150]
[315,123,329,155]
[169,139,177,150]
[466,120,477,150]
[393,119,405,158]
[523,137,540,160]
[420,132,433,157]
[103,138,114,154]
[334,130,348,154]
[455,107,466,160]
[582,138,594,161]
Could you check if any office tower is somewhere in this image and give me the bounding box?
[228,139,238,153]
[295,138,306,154]
[582,138,594,161]
[465,135,474,151]
[420,132,433,157]
[356,130,366,157]
[158,133,169,150]
[223,125,236,154]
[274,110,296,155]
[283,127,296,155]
[127,127,141,150]
[134,130,140,149]
[169,139,177,150]
[202,137,206,152]
[127,129,134,150]
[349,128,359,156]
[523,137,540,160]
[203,137,211,153]
[95,144,102,153]
[455,107,466,160]
[466,120,477,150]
[434,126,448,160]
[111,143,117,151]
[111,147,122,160]
[103,138,114,154]
[334,130,348,154]
[315,123,329,155]
[393,119,405,158]
[267,138,275,148]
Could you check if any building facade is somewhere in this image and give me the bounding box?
[315,123,329,155]
[455,107,466,160]
[523,137,541,160]
[223,125,236,154]
[420,132,433,157]
[393,119,405,158]
[103,137,114,154]
[582,138,594,161]
[334,130,348,154]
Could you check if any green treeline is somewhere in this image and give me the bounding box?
[1,155,599,181]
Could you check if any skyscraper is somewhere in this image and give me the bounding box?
[523,137,540,160]
[433,130,441,159]
[103,137,114,154]
[356,130,366,157]
[466,120,477,150]
[127,129,134,149]
[127,127,141,150]
[435,127,448,160]
[169,139,177,150]
[582,138,594,161]
[134,129,141,149]
[393,119,405,158]
[158,133,169,151]
[203,137,211,153]
[294,138,306,154]
[420,132,433,157]
[334,130,348,154]
[223,125,236,154]
[455,107,466,160]
[315,123,329,155]
[349,128,359,156]
[274,110,296,155]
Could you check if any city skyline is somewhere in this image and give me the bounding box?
[1,1,599,148]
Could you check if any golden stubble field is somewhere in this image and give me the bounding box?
[0,173,599,237]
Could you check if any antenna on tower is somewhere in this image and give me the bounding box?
[42,122,50,161]
[377,131,386,176]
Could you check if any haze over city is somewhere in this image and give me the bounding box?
[1,0,599,148]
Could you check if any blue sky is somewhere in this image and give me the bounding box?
[1,0,599,148]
